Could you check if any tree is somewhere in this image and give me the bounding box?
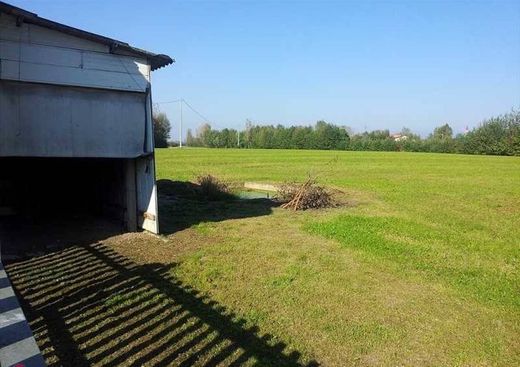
[176,111,519,155]
[153,112,171,148]
[431,124,453,140]
[462,110,520,156]
[197,123,213,147]
[186,128,197,146]
[313,120,349,150]
[290,126,313,149]
[400,127,420,140]
[426,123,454,153]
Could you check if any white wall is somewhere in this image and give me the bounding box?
[0,81,147,158]
[0,12,108,52]
[0,12,153,158]
[0,13,150,92]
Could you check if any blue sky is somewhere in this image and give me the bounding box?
[9,0,520,138]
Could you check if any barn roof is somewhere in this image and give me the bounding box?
[0,1,174,70]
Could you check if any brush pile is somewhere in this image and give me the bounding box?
[278,178,334,210]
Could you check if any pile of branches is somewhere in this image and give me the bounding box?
[278,178,334,210]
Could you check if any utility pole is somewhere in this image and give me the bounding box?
[179,99,183,148]
[237,130,240,148]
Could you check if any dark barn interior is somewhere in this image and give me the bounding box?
[0,157,129,259]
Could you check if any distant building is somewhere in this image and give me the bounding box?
[390,133,408,142]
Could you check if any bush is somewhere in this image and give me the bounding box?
[462,110,520,156]
[196,174,232,200]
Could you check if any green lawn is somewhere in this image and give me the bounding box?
[151,148,519,365]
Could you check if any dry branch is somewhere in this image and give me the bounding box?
[279,178,333,210]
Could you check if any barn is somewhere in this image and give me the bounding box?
[0,2,173,236]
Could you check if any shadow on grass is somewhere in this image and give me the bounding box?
[0,179,276,256]
[158,179,278,235]
[6,243,319,366]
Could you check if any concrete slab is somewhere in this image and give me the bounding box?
[0,259,45,367]
[0,337,44,367]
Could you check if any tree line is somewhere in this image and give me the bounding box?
[346,110,519,156]
[186,120,350,150]
[155,110,520,156]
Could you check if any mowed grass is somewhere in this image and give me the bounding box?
[151,148,520,365]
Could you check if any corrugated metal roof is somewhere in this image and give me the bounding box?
[0,1,174,70]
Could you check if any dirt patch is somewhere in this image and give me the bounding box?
[105,229,227,265]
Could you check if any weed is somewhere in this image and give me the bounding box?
[196,174,234,200]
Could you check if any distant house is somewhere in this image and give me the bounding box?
[390,133,408,142]
[0,2,173,233]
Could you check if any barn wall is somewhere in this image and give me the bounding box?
[136,89,159,233]
[0,80,147,158]
[136,156,159,233]
[0,11,161,233]
[0,12,108,52]
[0,12,150,92]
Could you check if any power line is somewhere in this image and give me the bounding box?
[181,99,211,124]
[154,98,214,148]
[155,99,182,104]
[156,98,212,124]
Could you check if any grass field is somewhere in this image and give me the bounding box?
[152,148,520,366]
[9,148,518,366]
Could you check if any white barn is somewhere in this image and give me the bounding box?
[0,2,173,234]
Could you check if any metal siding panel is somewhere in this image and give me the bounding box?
[69,91,145,156]
[20,42,82,67]
[0,41,149,92]
[28,24,109,52]
[0,81,146,158]
[83,52,149,78]
[0,13,108,52]
[18,62,147,92]
[0,59,20,79]
[18,88,74,155]
[0,40,19,60]
[0,13,30,43]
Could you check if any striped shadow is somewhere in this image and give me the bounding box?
[0,260,45,367]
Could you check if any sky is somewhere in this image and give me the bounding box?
[8,0,520,138]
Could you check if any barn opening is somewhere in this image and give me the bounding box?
[1,157,130,220]
[0,157,138,258]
